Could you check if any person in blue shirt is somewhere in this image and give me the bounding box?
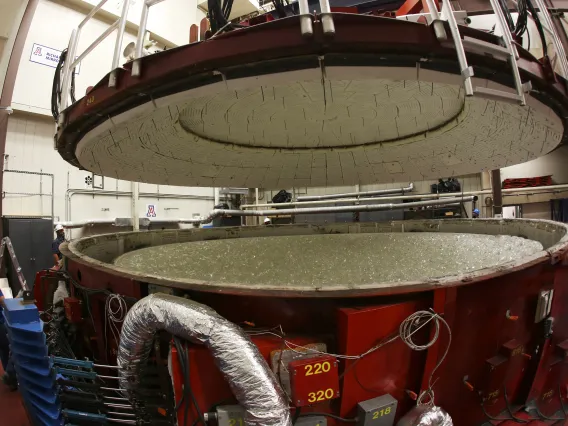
[0,289,17,390]
[52,224,66,269]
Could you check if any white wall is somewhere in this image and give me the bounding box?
[4,112,215,238]
[501,145,568,183]
[3,0,216,239]
[12,0,141,115]
[522,202,550,219]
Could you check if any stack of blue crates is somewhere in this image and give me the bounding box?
[3,298,62,426]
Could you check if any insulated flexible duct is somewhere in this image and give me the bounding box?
[397,406,453,426]
[117,294,291,426]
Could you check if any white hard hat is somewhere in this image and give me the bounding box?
[55,224,64,232]
[264,218,271,224]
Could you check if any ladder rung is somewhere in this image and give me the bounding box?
[474,87,523,104]
[462,36,510,60]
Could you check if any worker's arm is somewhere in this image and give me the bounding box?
[51,239,61,267]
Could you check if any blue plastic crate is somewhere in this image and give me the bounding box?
[2,299,40,324]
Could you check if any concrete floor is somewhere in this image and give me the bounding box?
[0,364,30,426]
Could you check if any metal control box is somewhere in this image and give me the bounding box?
[216,405,245,426]
[289,355,340,407]
[357,394,397,426]
[295,416,327,426]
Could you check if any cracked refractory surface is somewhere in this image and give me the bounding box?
[113,233,543,289]
[76,76,564,188]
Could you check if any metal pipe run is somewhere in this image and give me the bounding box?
[297,183,414,201]
[242,183,568,209]
[4,169,54,220]
[180,196,476,225]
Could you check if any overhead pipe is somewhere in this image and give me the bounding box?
[118,294,292,425]
[242,183,568,209]
[296,183,414,201]
[58,196,474,229]
[172,196,476,225]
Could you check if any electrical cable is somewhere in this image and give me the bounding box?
[560,385,568,416]
[174,337,206,426]
[503,386,532,423]
[526,0,548,56]
[298,412,357,423]
[292,407,302,423]
[531,386,566,422]
[51,49,76,121]
[248,309,450,407]
[104,294,128,356]
[499,0,516,31]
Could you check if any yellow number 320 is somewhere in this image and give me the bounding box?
[308,388,335,403]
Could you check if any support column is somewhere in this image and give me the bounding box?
[131,182,139,231]
[0,0,39,241]
[491,169,503,217]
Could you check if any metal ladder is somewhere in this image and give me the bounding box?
[430,0,530,105]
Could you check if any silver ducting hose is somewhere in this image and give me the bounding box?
[117,293,292,426]
[397,406,453,426]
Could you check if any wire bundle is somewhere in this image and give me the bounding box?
[173,337,206,426]
[399,311,452,406]
[207,0,235,34]
[244,309,451,408]
[51,49,76,121]
[512,0,548,55]
[104,293,128,347]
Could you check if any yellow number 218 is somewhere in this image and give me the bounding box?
[372,407,392,419]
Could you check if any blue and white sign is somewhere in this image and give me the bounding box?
[29,43,81,74]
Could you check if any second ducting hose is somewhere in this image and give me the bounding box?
[117,293,292,425]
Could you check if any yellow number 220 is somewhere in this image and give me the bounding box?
[305,362,331,376]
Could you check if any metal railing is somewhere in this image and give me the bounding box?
[57,0,568,121]
[58,0,131,116]
[56,0,327,113]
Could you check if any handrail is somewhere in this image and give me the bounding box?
[57,0,130,116]
[531,0,568,79]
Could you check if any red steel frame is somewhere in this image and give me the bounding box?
[50,9,568,426]
[59,251,568,425]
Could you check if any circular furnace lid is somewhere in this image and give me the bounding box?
[56,15,568,187]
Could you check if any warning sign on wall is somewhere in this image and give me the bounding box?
[146,204,157,218]
[30,43,81,74]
